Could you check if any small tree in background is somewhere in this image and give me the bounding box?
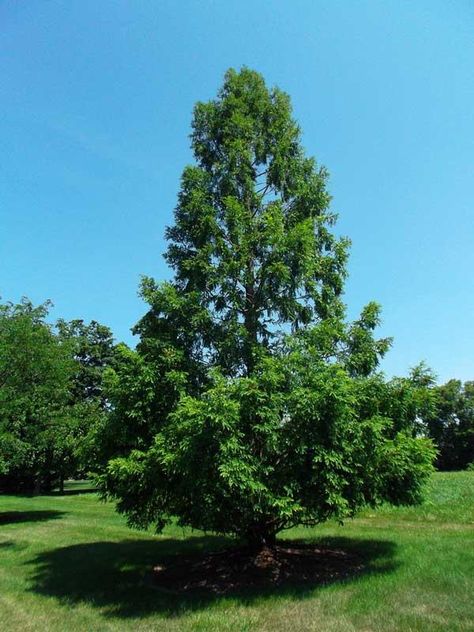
[101,68,436,549]
[425,380,474,470]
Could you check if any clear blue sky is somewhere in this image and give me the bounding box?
[1,1,473,383]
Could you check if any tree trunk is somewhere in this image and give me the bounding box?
[59,472,64,495]
[34,476,41,496]
[245,525,277,551]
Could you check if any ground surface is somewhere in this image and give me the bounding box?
[0,472,473,631]
[153,541,364,595]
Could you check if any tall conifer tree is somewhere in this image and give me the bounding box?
[102,69,435,548]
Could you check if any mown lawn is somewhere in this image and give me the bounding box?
[0,472,473,631]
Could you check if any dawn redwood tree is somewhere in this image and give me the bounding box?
[101,68,435,549]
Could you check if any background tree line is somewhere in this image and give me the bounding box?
[0,298,116,493]
[2,298,469,497]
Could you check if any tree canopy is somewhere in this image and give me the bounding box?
[425,380,474,470]
[0,299,74,491]
[0,299,116,492]
[56,318,116,408]
[98,68,436,548]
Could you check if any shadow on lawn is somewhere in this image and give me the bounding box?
[28,534,398,619]
[0,510,66,525]
[4,487,97,498]
[47,488,96,497]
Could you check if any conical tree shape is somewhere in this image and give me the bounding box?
[101,68,435,548]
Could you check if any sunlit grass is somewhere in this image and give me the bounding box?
[0,472,473,631]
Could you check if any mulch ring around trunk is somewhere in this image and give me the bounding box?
[153,541,364,595]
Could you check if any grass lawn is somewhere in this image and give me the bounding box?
[0,472,473,631]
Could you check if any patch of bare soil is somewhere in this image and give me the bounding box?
[153,542,364,594]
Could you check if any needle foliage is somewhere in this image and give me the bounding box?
[101,68,435,548]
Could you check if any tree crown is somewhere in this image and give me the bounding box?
[101,68,435,547]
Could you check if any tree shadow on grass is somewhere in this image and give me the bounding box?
[48,487,96,497]
[28,534,398,620]
[0,510,66,525]
[2,483,96,498]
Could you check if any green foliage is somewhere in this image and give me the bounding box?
[380,362,438,437]
[0,299,74,491]
[56,319,117,408]
[0,299,115,491]
[55,318,118,475]
[425,379,474,470]
[100,68,435,547]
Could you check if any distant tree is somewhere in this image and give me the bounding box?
[56,319,116,408]
[425,380,474,470]
[54,318,118,478]
[0,299,74,492]
[0,300,117,492]
[100,68,435,549]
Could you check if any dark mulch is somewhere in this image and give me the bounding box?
[153,541,364,595]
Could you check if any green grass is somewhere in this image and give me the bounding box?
[1,472,473,631]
